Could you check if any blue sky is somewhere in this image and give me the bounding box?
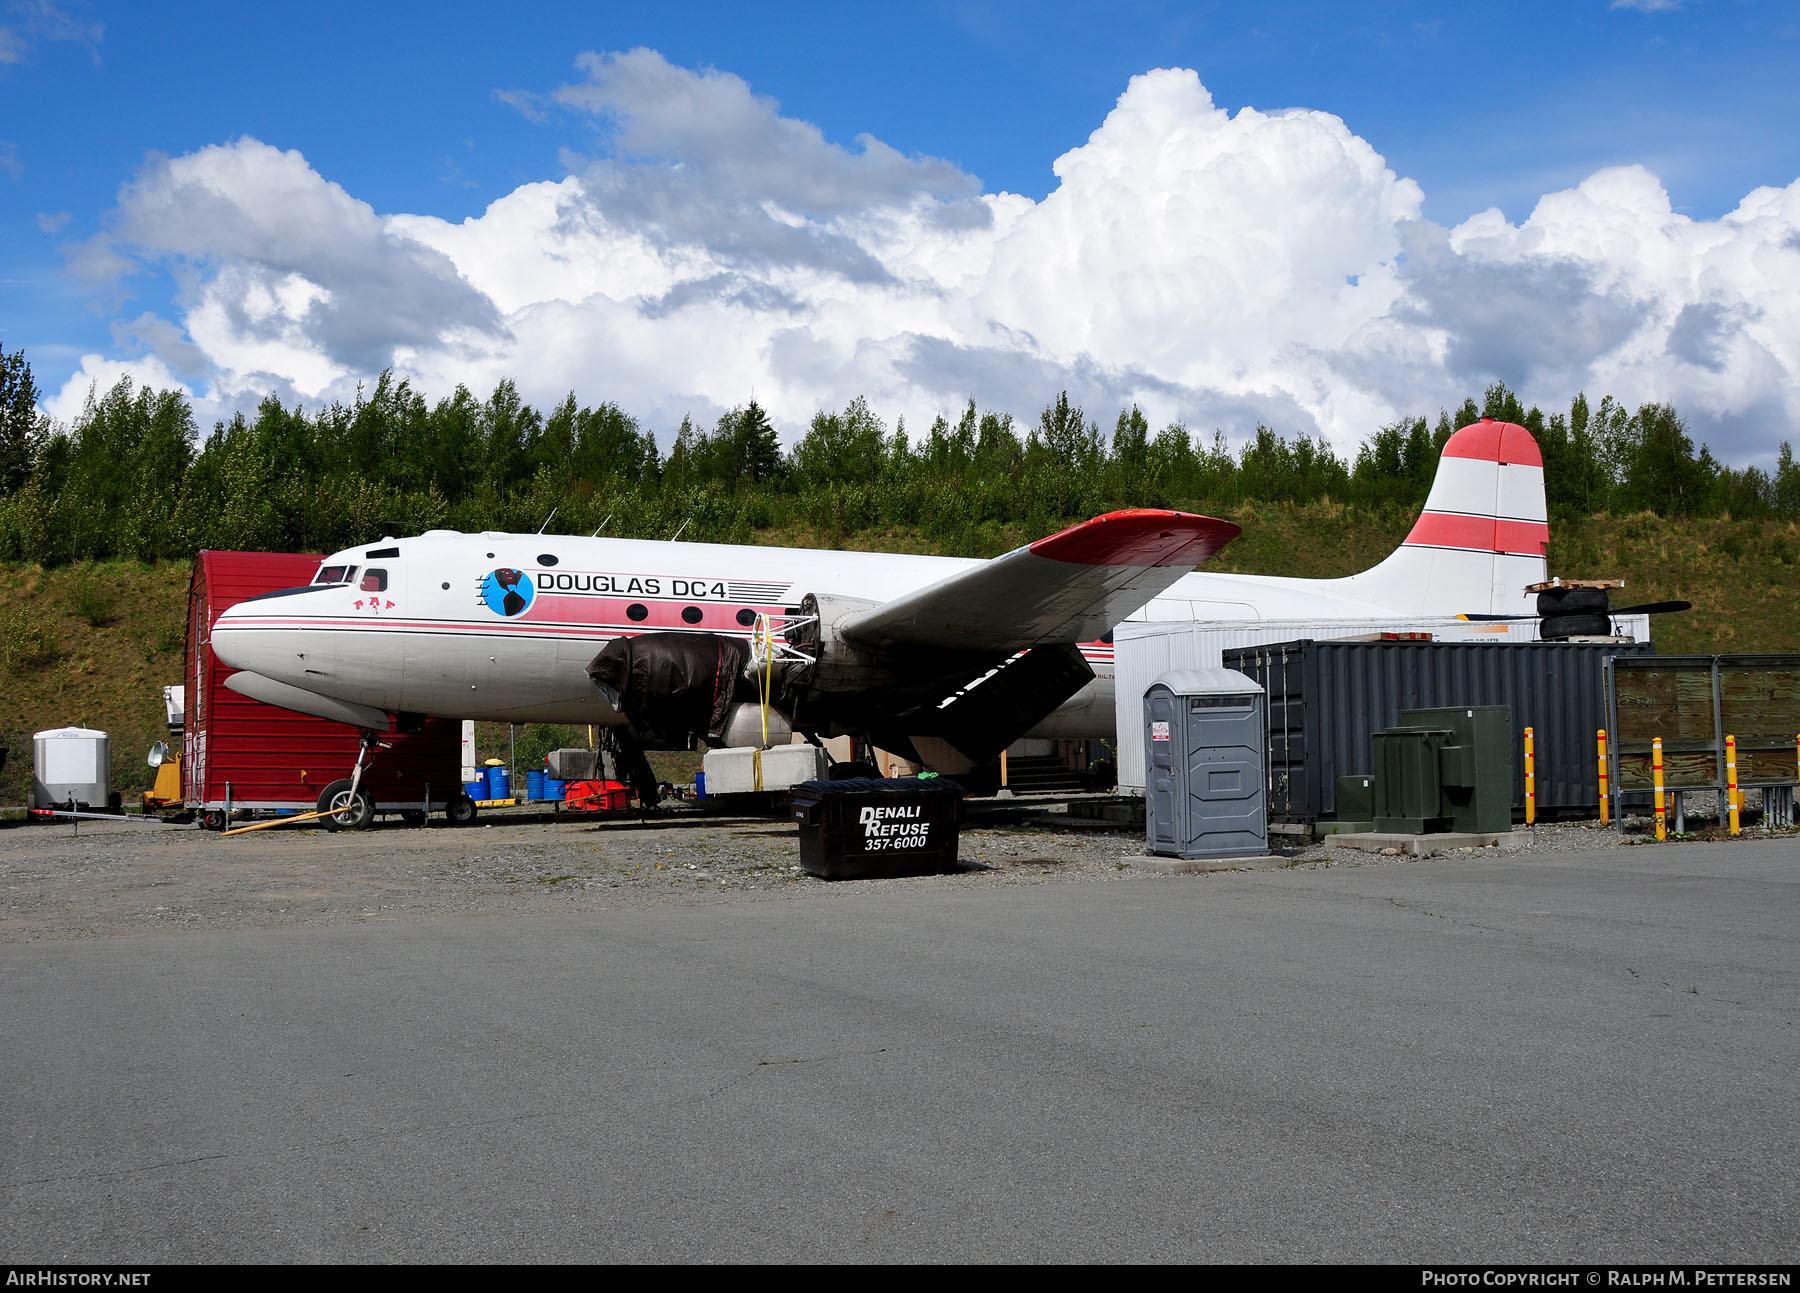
[4,0,1798,465]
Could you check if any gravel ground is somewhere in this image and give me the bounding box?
[0,796,1788,943]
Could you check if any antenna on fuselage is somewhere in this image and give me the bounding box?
[536,506,559,535]
[590,513,612,537]
[670,518,689,542]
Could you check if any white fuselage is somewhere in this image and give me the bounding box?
[209,525,1525,737]
[211,417,1554,749]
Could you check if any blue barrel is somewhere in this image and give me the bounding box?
[527,770,547,801]
[464,779,486,800]
[485,766,511,800]
[695,771,707,800]
[545,779,566,800]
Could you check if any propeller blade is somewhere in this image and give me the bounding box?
[1462,599,1692,621]
[1611,600,1692,616]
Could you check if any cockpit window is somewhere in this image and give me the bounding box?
[314,565,356,585]
[360,568,388,593]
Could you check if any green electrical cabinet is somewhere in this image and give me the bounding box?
[1389,705,1514,834]
[1371,727,1453,833]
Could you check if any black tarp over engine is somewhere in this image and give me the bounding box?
[587,633,752,748]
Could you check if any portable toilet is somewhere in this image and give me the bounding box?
[1144,669,1267,859]
[31,726,113,812]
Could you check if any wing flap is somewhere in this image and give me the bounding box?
[839,509,1239,654]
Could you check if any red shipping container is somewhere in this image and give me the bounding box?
[184,551,463,824]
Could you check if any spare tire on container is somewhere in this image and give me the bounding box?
[1537,586,1610,616]
[1539,613,1613,639]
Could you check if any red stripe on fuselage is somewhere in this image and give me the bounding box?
[528,594,778,632]
[222,611,1118,661]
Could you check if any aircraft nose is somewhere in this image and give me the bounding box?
[210,587,322,677]
[210,603,269,673]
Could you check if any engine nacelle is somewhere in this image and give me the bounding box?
[716,702,794,749]
[783,592,899,695]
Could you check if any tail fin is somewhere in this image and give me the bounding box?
[1339,418,1548,617]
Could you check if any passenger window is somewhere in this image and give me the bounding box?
[681,606,703,625]
[626,604,648,622]
[361,569,388,593]
[736,608,757,627]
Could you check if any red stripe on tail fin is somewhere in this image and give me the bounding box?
[1405,511,1549,555]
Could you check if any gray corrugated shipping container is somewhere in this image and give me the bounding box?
[1111,615,1593,794]
[1223,639,1656,822]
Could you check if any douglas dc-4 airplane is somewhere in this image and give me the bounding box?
[211,417,1549,809]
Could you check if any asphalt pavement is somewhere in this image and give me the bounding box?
[2,836,1796,1263]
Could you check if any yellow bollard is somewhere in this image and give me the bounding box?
[1726,735,1740,837]
[1524,726,1536,827]
[1596,729,1611,827]
[1653,737,1666,841]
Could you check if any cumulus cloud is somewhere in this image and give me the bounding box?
[44,352,192,425]
[62,56,1800,467]
[546,49,986,285]
[84,138,502,397]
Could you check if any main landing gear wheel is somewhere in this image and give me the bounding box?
[445,793,478,826]
[317,778,374,832]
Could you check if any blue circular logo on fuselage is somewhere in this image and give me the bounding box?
[481,568,535,617]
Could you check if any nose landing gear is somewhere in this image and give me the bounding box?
[316,729,389,832]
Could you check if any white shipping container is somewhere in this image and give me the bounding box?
[1113,616,1648,794]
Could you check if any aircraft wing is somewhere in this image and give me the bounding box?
[838,509,1239,654]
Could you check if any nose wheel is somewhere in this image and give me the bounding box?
[317,779,374,831]
[317,728,388,831]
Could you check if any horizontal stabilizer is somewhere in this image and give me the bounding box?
[840,509,1238,654]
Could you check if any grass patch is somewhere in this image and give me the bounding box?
[4,609,61,674]
[68,568,118,628]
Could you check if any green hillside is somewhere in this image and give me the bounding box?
[4,509,1794,808]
